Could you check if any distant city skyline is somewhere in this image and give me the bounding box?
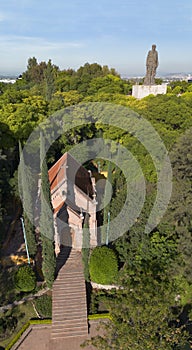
[0,0,192,76]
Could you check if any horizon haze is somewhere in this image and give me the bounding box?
[0,0,191,76]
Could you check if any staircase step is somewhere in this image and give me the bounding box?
[59,270,83,276]
[53,319,87,326]
[52,247,88,341]
[53,315,87,320]
[53,283,85,289]
[53,315,87,321]
[53,290,85,294]
[55,279,81,284]
[53,304,87,309]
[53,301,86,307]
[53,284,84,289]
[56,273,84,278]
[53,296,85,300]
[53,309,87,316]
[53,299,86,303]
[54,291,84,295]
[55,280,84,285]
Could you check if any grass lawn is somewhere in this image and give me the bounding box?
[0,301,36,348]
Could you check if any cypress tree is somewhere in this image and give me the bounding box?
[39,132,56,288]
[19,141,37,257]
[44,59,56,102]
[82,212,90,282]
[102,160,113,244]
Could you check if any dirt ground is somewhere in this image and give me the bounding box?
[16,320,105,350]
[2,219,25,257]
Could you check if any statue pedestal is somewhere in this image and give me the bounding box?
[132,84,167,99]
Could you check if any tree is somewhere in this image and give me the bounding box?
[164,128,192,283]
[52,90,83,107]
[0,93,48,141]
[82,212,90,281]
[87,75,129,95]
[19,141,37,257]
[85,224,188,350]
[24,57,47,84]
[0,122,16,245]
[44,59,58,101]
[39,132,56,288]
[67,63,121,95]
[25,56,38,83]
[55,69,75,92]
[101,160,114,244]
[108,164,127,225]
[84,273,188,350]
[0,316,17,340]
[169,80,189,94]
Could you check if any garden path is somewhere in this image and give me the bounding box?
[0,287,49,313]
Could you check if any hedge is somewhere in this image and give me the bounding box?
[5,319,52,350]
[88,313,112,321]
[30,319,52,325]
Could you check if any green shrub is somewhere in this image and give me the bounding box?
[89,246,118,284]
[14,265,36,292]
[35,295,52,318]
[0,316,17,340]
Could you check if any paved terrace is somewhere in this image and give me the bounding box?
[15,320,104,350]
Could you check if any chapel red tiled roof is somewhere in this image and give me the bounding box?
[48,152,94,198]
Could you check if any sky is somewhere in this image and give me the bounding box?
[0,0,192,76]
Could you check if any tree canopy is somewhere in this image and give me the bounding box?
[1,57,192,348]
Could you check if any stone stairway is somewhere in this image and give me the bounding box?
[51,247,88,340]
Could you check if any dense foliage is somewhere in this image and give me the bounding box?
[89,246,118,284]
[14,265,36,292]
[35,294,52,318]
[1,57,192,347]
[39,132,56,288]
[0,315,17,340]
[19,141,37,257]
[82,213,90,282]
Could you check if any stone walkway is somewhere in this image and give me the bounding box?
[51,247,88,343]
[0,287,49,313]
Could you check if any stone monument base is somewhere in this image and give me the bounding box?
[132,84,167,99]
